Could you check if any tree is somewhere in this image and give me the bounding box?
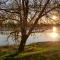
[0,0,60,52]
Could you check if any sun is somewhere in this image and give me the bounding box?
[50,27,58,39]
[53,26,57,32]
[52,15,57,20]
[49,26,58,41]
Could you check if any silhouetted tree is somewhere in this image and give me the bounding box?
[0,0,60,52]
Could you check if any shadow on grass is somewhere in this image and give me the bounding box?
[4,51,20,60]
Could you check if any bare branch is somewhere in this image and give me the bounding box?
[28,0,50,36]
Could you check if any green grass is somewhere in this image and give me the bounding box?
[0,41,60,60]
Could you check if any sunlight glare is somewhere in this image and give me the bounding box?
[49,26,58,41]
[53,26,57,32]
[50,32,58,39]
[52,15,57,20]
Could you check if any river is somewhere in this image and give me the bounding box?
[0,26,60,46]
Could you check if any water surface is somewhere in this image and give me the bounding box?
[0,26,60,46]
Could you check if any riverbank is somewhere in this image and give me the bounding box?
[0,41,60,60]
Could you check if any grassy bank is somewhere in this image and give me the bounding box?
[0,41,60,60]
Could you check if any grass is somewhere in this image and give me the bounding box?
[0,41,60,60]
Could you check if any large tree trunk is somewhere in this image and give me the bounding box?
[18,34,28,52]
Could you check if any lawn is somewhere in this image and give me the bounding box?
[0,41,60,60]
